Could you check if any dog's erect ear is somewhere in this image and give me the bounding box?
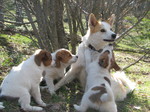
[88,13,98,28]
[109,51,121,71]
[107,14,115,26]
[98,51,110,68]
[34,50,52,66]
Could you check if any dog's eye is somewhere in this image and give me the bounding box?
[100,29,106,32]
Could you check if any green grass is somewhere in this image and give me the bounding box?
[0,33,37,76]
[0,33,150,112]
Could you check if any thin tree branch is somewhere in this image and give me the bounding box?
[1,20,37,25]
[115,9,150,44]
[123,49,150,70]
[127,34,150,51]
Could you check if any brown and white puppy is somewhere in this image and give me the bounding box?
[43,48,78,95]
[54,13,120,92]
[74,45,117,112]
[0,49,55,111]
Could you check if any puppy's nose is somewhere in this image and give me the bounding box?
[111,34,116,39]
[76,56,78,58]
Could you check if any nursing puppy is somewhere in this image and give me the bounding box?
[43,49,78,95]
[74,45,117,112]
[0,49,55,111]
[55,13,120,91]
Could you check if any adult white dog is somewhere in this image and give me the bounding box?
[55,13,120,91]
[0,49,55,111]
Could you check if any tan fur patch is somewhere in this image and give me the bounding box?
[104,77,111,86]
[98,51,110,68]
[88,13,102,34]
[56,50,72,68]
[89,85,107,104]
[34,50,52,66]
[90,22,101,34]
[106,14,115,26]
[109,51,121,71]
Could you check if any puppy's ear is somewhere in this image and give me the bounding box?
[55,55,62,68]
[110,51,121,71]
[88,13,98,28]
[34,50,52,66]
[107,14,115,26]
[99,51,109,68]
[43,51,52,66]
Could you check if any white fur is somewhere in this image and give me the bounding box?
[0,102,4,109]
[0,49,54,111]
[43,49,78,95]
[74,45,117,112]
[54,19,116,91]
[111,71,136,101]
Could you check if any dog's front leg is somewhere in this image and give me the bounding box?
[84,49,92,67]
[31,85,46,107]
[54,65,81,91]
[45,75,55,95]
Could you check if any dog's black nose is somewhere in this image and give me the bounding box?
[111,34,116,39]
[76,56,78,58]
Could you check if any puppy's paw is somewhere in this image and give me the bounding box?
[39,102,47,107]
[0,105,5,109]
[0,102,4,109]
[32,106,43,111]
[48,89,56,95]
[73,104,80,111]
[40,86,48,91]
[23,106,43,111]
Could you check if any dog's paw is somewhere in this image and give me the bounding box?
[0,102,4,109]
[23,106,43,111]
[48,89,56,95]
[73,104,80,111]
[39,102,47,107]
[0,105,5,109]
[40,86,48,91]
[32,106,43,111]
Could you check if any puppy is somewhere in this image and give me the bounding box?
[74,45,117,112]
[43,48,78,95]
[0,49,55,111]
[55,13,120,91]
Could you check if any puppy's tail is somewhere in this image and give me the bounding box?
[0,88,5,109]
[100,84,113,102]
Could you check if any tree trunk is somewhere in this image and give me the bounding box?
[55,0,67,48]
[0,0,4,29]
[15,0,23,26]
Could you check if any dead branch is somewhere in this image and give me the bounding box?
[123,49,150,70]
[115,9,150,44]
[1,20,37,25]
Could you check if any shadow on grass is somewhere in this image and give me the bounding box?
[117,92,150,112]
